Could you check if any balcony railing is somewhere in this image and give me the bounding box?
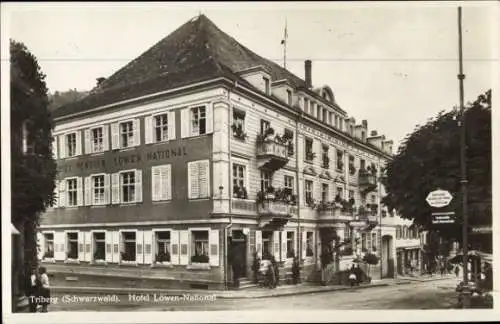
[257,199,294,217]
[317,204,353,221]
[256,140,289,171]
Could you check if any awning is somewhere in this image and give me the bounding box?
[11,223,21,235]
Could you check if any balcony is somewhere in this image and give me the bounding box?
[317,203,353,222]
[256,140,289,171]
[257,197,296,229]
[358,170,377,193]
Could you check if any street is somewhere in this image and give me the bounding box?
[46,279,461,312]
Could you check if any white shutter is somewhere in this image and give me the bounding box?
[105,231,113,263]
[133,118,141,147]
[188,162,199,199]
[301,230,307,260]
[84,129,91,154]
[76,177,83,207]
[75,130,82,156]
[181,108,190,138]
[112,231,120,263]
[78,232,85,261]
[198,160,210,198]
[59,134,66,159]
[179,230,189,265]
[294,230,298,258]
[136,230,144,264]
[53,180,59,208]
[52,136,58,160]
[84,231,91,262]
[209,229,219,267]
[151,166,161,201]
[143,230,153,264]
[281,230,287,261]
[145,116,153,144]
[170,230,180,265]
[102,125,109,152]
[168,110,176,140]
[104,174,111,205]
[135,169,142,203]
[255,230,262,259]
[273,231,280,260]
[59,180,66,207]
[85,176,92,206]
[37,232,44,260]
[206,104,213,134]
[164,165,172,200]
[111,123,119,150]
[111,173,120,204]
[54,232,65,261]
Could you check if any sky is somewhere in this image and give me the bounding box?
[3,2,497,149]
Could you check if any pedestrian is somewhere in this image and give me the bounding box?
[38,266,50,313]
[349,265,357,287]
[291,256,301,285]
[270,255,279,288]
[25,267,40,313]
[454,265,460,278]
[251,251,261,285]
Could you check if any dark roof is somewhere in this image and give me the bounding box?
[55,14,315,118]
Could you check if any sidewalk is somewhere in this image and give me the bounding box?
[396,273,457,282]
[50,278,412,300]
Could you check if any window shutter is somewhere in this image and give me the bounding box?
[54,232,65,261]
[60,134,66,159]
[136,230,144,264]
[105,231,113,263]
[188,162,199,199]
[273,231,280,260]
[181,108,189,138]
[151,166,161,201]
[75,130,82,156]
[85,176,92,206]
[145,115,153,144]
[143,230,153,264]
[168,110,176,140]
[133,119,141,147]
[160,165,172,201]
[112,231,120,263]
[84,129,91,154]
[84,231,91,262]
[206,104,213,134]
[281,231,287,261]
[198,160,210,198]
[102,125,109,152]
[294,231,298,259]
[367,232,372,252]
[135,169,142,203]
[77,232,85,261]
[53,180,59,208]
[59,180,66,207]
[111,173,120,204]
[104,174,111,205]
[111,123,119,150]
[77,177,83,207]
[209,229,219,267]
[52,136,58,160]
[255,230,262,259]
[170,230,180,265]
[301,230,307,260]
[178,230,189,265]
[37,232,44,261]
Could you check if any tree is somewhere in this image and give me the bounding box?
[48,89,89,111]
[10,39,57,282]
[382,90,492,252]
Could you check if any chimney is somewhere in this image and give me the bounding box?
[362,119,368,128]
[305,60,312,89]
[370,130,378,137]
[96,77,106,86]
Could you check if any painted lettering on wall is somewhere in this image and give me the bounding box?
[114,154,142,167]
[146,147,187,161]
[77,159,106,171]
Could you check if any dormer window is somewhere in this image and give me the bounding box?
[286,89,292,105]
[322,109,327,123]
[303,98,309,113]
[263,77,270,95]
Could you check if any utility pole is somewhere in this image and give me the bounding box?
[457,6,470,309]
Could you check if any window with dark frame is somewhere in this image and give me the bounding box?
[121,231,136,262]
[66,133,77,157]
[154,114,169,142]
[120,121,134,148]
[44,233,54,259]
[156,231,171,263]
[67,178,78,206]
[190,106,206,136]
[67,232,78,259]
[91,127,103,153]
[93,232,106,261]
[92,175,105,205]
[121,171,135,203]
[191,230,209,263]
[306,232,314,256]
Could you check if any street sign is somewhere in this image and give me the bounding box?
[426,189,453,208]
[471,226,492,234]
[431,211,455,224]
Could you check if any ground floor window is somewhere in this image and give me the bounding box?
[93,232,106,261]
[43,233,54,259]
[286,232,295,258]
[121,232,136,262]
[262,231,273,259]
[306,232,314,257]
[156,231,171,263]
[191,230,209,263]
[66,232,78,259]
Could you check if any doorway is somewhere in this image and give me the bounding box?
[382,235,394,278]
[231,230,247,277]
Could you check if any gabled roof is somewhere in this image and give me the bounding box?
[54,14,309,118]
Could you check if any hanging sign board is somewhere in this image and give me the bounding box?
[431,211,455,224]
[426,189,453,208]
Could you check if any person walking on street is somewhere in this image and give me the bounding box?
[270,255,279,288]
[454,265,460,278]
[291,256,301,285]
[38,266,50,313]
[26,267,40,312]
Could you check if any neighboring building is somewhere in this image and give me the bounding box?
[39,15,417,289]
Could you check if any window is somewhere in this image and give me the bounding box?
[232,163,247,199]
[121,171,136,203]
[348,190,354,201]
[284,175,294,193]
[154,114,169,142]
[43,233,54,259]
[152,164,172,201]
[120,121,134,148]
[335,115,339,128]
[306,232,314,256]
[286,232,294,258]
[263,77,270,95]
[155,231,171,263]
[92,175,105,205]
[336,150,344,171]
[361,233,367,251]
[322,144,329,168]
[262,231,273,257]
[67,178,78,207]
[121,232,136,262]
[188,160,210,199]
[260,170,272,192]
[286,89,293,105]
[336,187,343,200]
[93,232,106,261]
[321,183,329,202]
[310,102,315,117]
[303,98,309,113]
[322,109,327,122]
[305,138,313,161]
[232,110,246,139]
[91,127,104,153]
[396,226,402,239]
[191,230,209,263]
[305,180,313,204]
[360,159,366,171]
[284,128,294,156]
[339,118,343,131]
[66,133,77,157]
[372,233,377,251]
[260,119,270,135]
[66,232,78,259]
[190,106,206,136]
[317,106,322,120]
[328,112,333,125]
